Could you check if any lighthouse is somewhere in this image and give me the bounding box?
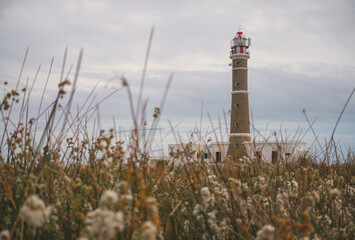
[166,30,309,164]
[227,31,251,158]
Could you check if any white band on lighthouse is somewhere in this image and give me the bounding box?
[230,53,250,60]
[229,133,251,137]
[232,67,248,70]
[231,90,249,94]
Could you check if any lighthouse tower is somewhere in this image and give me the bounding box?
[227,31,251,158]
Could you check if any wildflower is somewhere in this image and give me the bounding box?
[306,191,320,206]
[64,175,72,184]
[101,161,110,168]
[207,210,220,233]
[181,206,187,215]
[325,179,334,188]
[329,188,341,198]
[168,171,175,181]
[255,176,267,191]
[145,197,158,216]
[256,224,275,240]
[259,176,266,184]
[113,181,133,203]
[200,186,216,208]
[183,220,189,232]
[317,215,332,226]
[242,183,249,192]
[141,221,157,240]
[193,204,202,216]
[286,179,298,192]
[291,180,299,190]
[239,198,251,219]
[311,235,321,240]
[75,177,82,186]
[346,186,355,197]
[0,230,10,240]
[20,195,52,227]
[153,107,160,118]
[228,178,241,186]
[77,237,89,240]
[99,190,118,207]
[201,187,210,199]
[84,202,93,211]
[262,197,270,208]
[121,77,128,87]
[219,218,230,232]
[84,209,124,239]
[300,237,310,240]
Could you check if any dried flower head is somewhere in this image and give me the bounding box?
[113,181,133,203]
[0,230,10,240]
[256,224,275,240]
[306,191,320,206]
[141,221,157,240]
[329,188,341,198]
[121,77,128,87]
[145,197,158,217]
[84,209,124,239]
[99,190,119,207]
[153,107,160,118]
[20,195,52,227]
[201,187,210,199]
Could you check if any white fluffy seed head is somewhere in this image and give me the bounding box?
[201,187,210,199]
[257,224,275,240]
[20,195,52,227]
[193,204,202,217]
[329,188,341,198]
[306,190,320,206]
[141,221,157,240]
[183,220,189,232]
[0,230,10,240]
[84,209,125,239]
[99,190,118,207]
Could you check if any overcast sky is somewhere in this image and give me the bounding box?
[1,0,354,154]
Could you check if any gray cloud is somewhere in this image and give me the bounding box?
[0,0,13,18]
[1,0,354,151]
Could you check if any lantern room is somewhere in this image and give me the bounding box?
[230,31,251,55]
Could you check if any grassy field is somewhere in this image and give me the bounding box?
[0,52,354,239]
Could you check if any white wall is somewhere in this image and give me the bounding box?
[166,141,308,164]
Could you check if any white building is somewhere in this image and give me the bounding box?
[167,140,309,164]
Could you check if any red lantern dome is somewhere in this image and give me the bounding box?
[230,31,251,55]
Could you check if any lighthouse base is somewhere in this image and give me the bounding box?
[227,136,251,160]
